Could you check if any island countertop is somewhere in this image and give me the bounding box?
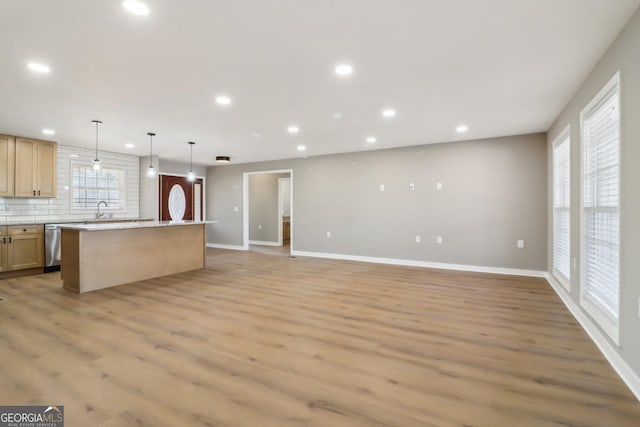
[58,220,216,231]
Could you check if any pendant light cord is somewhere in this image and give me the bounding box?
[95,122,99,160]
[92,120,102,161]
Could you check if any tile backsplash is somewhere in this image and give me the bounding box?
[0,145,140,223]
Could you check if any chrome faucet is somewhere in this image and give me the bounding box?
[97,200,108,219]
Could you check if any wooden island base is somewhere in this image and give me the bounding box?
[61,223,205,293]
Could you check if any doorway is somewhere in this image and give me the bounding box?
[243,169,293,254]
[159,174,204,221]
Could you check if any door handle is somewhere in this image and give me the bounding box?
[33,190,36,196]
[38,190,41,196]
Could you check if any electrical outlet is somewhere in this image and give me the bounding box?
[436,182,443,190]
[409,183,415,191]
[379,184,385,192]
[517,240,524,249]
[415,235,421,243]
[233,206,239,212]
[326,231,331,238]
[436,236,443,244]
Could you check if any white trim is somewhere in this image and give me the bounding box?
[290,250,547,277]
[551,125,571,291]
[546,274,640,402]
[277,177,290,247]
[249,240,281,247]
[206,243,246,251]
[243,169,293,254]
[578,71,621,346]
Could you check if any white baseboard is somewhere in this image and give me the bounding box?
[249,240,282,247]
[546,274,640,402]
[290,250,546,278]
[206,243,246,251]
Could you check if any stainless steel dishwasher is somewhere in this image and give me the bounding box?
[45,224,63,272]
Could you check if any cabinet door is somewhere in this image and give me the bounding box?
[0,228,8,272]
[7,234,44,270]
[0,135,15,197]
[36,141,57,197]
[14,138,37,197]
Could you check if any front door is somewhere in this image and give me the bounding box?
[159,175,203,221]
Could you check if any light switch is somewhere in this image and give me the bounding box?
[415,235,421,243]
[436,236,443,244]
[517,240,524,249]
[258,224,262,230]
[436,182,443,190]
[326,231,331,238]
[380,184,385,192]
[233,206,239,212]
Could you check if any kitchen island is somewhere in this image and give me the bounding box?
[60,221,208,293]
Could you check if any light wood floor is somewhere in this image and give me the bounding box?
[1,249,639,426]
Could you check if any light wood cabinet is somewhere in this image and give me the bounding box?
[14,138,57,198]
[0,227,7,272]
[0,225,44,272]
[0,134,15,197]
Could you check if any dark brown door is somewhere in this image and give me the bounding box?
[160,175,192,221]
[160,175,203,221]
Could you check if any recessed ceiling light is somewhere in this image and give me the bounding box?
[124,143,135,149]
[252,132,262,138]
[456,124,469,133]
[335,64,354,77]
[382,109,396,118]
[27,62,50,73]
[122,0,150,16]
[42,129,55,136]
[366,136,377,143]
[297,145,306,152]
[332,113,343,119]
[215,95,232,106]
[287,125,300,134]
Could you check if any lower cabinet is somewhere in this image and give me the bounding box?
[0,225,44,272]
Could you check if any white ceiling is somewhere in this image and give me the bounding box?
[1,0,638,165]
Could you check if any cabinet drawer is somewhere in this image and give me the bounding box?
[8,225,44,236]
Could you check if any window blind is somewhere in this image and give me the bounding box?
[582,83,620,326]
[553,132,570,284]
[72,165,125,210]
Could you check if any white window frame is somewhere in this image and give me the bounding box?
[552,126,571,290]
[579,71,621,346]
[70,162,127,213]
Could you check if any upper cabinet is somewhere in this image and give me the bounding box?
[14,138,57,198]
[0,134,15,197]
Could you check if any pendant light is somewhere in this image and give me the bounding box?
[146,132,156,177]
[187,141,196,182]
[92,120,102,170]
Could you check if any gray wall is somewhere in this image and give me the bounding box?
[249,173,289,243]
[547,7,640,377]
[207,133,547,270]
[139,155,159,220]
